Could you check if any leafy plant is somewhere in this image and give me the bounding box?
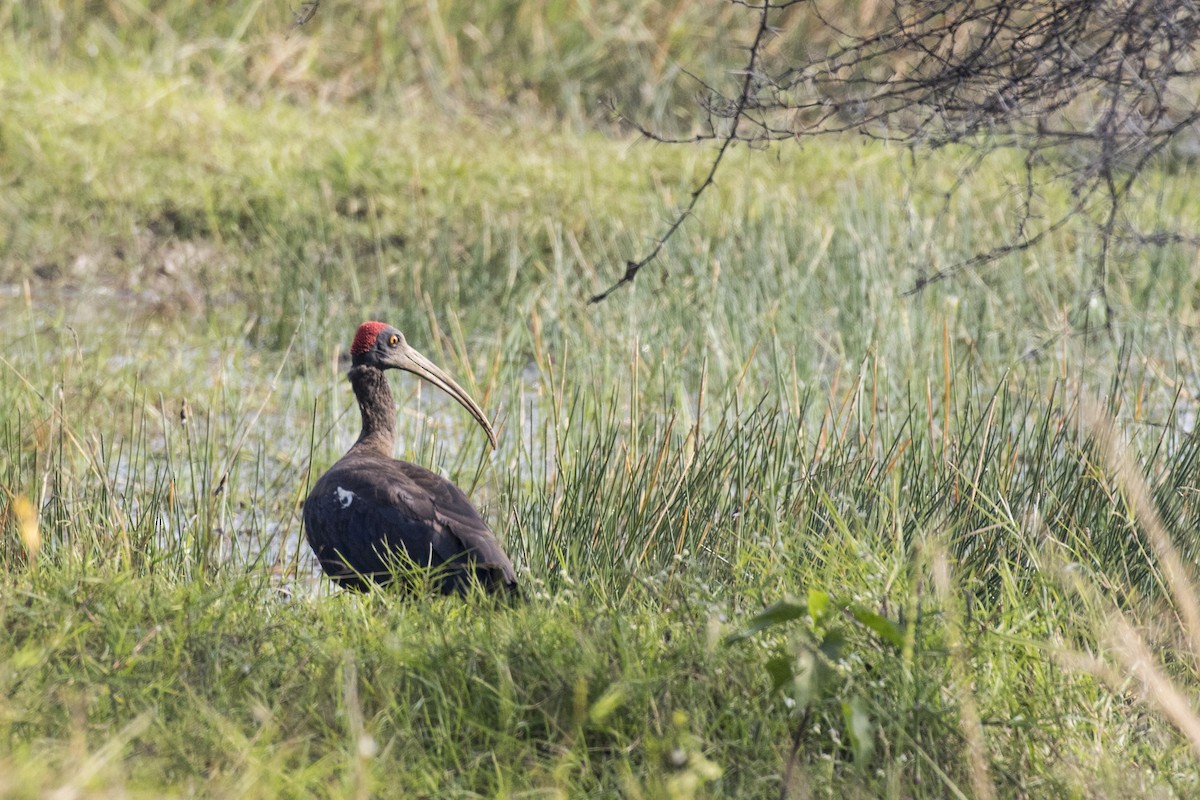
[727,590,908,773]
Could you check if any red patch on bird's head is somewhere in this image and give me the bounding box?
[351,321,388,357]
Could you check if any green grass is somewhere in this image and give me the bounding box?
[4,2,1200,797]
[0,0,752,130]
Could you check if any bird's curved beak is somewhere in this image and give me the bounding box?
[391,345,498,450]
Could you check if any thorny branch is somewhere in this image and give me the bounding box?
[589,0,775,304]
[597,0,1200,311]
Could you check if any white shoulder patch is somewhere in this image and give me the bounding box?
[335,486,356,509]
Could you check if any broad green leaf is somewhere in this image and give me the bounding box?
[725,600,807,644]
[765,655,795,692]
[850,605,905,650]
[841,695,875,768]
[819,628,846,661]
[807,588,831,624]
[792,647,821,708]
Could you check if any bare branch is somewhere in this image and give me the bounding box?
[603,0,1200,304]
[590,1,776,303]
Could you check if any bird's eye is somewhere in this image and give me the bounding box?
[388,335,399,346]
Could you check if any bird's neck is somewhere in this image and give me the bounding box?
[348,365,395,457]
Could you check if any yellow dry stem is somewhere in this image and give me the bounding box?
[11,495,40,560]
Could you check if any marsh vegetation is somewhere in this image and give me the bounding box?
[2,2,1200,797]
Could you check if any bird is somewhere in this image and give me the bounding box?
[303,321,517,595]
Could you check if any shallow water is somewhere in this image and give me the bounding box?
[0,288,554,586]
[5,281,1199,591]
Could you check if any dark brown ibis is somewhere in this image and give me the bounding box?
[303,321,517,594]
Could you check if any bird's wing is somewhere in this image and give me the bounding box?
[386,460,517,580]
[304,455,516,586]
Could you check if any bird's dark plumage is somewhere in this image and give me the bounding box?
[303,323,516,594]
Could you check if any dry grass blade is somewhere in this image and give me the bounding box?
[1055,613,1200,760]
[1045,399,1200,760]
[1081,398,1200,670]
[50,711,155,796]
[930,550,996,800]
[9,494,40,563]
[1104,614,1200,757]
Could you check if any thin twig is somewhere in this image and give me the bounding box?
[779,707,811,800]
[590,1,775,303]
[602,0,1199,315]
